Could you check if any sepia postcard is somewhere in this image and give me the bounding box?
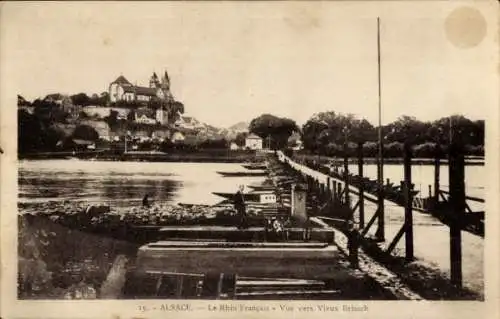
[1,1,499,318]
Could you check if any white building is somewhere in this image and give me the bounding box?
[171,131,185,143]
[229,142,239,150]
[108,71,174,104]
[245,134,263,150]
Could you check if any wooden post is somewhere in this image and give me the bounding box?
[403,142,414,261]
[343,142,350,209]
[434,148,441,202]
[175,275,185,298]
[326,177,331,211]
[358,142,365,229]
[348,225,359,268]
[375,16,385,242]
[449,142,464,288]
[337,183,343,205]
[332,180,337,201]
[428,185,432,199]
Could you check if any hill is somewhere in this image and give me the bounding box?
[228,121,249,132]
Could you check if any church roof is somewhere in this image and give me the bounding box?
[111,75,132,86]
[122,86,157,96]
[246,133,262,139]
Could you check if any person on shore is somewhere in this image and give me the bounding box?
[142,194,151,208]
[234,185,248,229]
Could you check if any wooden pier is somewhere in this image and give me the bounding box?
[277,147,484,296]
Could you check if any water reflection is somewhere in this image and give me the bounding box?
[19,160,266,207]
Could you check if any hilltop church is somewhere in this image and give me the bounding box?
[108,71,174,103]
[108,70,176,126]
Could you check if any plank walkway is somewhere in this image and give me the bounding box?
[99,255,129,298]
[278,152,484,296]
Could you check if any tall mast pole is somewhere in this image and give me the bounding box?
[375,17,385,240]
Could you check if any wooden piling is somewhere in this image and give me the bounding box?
[348,227,359,268]
[403,143,414,261]
[449,142,464,288]
[357,143,365,229]
[332,181,337,201]
[337,183,343,205]
[375,146,385,241]
[343,143,350,209]
[434,148,441,202]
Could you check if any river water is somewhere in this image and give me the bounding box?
[19,160,485,208]
[19,160,266,207]
[17,159,485,299]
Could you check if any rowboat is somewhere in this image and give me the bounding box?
[247,185,276,191]
[217,171,268,177]
[213,192,261,201]
[242,163,267,170]
[212,191,277,204]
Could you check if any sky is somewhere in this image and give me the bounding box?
[1,2,498,128]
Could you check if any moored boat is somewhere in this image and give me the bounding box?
[217,171,268,177]
[247,185,276,191]
[212,191,277,204]
[242,163,267,170]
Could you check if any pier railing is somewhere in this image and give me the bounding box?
[277,142,480,289]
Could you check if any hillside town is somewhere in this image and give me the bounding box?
[18,70,304,156]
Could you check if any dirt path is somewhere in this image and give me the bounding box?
[100,255,128,298]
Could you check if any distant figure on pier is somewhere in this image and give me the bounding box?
[234,185,248,229]
[142,194,151,208]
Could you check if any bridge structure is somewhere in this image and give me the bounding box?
[277,145,484,295]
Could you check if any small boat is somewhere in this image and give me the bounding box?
[217,171,268,177]
[242,163,267,170]
[247,185,276,191]
[213,191,277,204]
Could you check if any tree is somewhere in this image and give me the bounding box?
[72,125,99,141]
[234,132,248,147]
[104,110,120,130]
[70,93,91,106]
[167,101,184,124]
[32,99,69,124]
[384,116,429,145]
[302,112,374,154]
[126,110,136,123]
[18,109,43,154]
[249,114,298,149]
[99,92,109,106]
[18,95,31,107]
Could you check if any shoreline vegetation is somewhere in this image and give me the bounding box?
[18,95,484,164]
[18,149,485,165]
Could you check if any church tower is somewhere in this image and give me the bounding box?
[149,72,160,88]
[161,70,173,101]
[161,70,170,90]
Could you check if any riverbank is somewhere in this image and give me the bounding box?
[18,149,264,163]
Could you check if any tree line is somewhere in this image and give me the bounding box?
[247,112,484,157]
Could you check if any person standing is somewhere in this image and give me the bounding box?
[142,194,151,208]
[234,185,248,229]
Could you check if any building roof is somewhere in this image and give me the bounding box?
[122,85,157,96]
[44,93,66,101]
[135,108,155,118]
[111,75,132,86]
[246,133,261,139]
